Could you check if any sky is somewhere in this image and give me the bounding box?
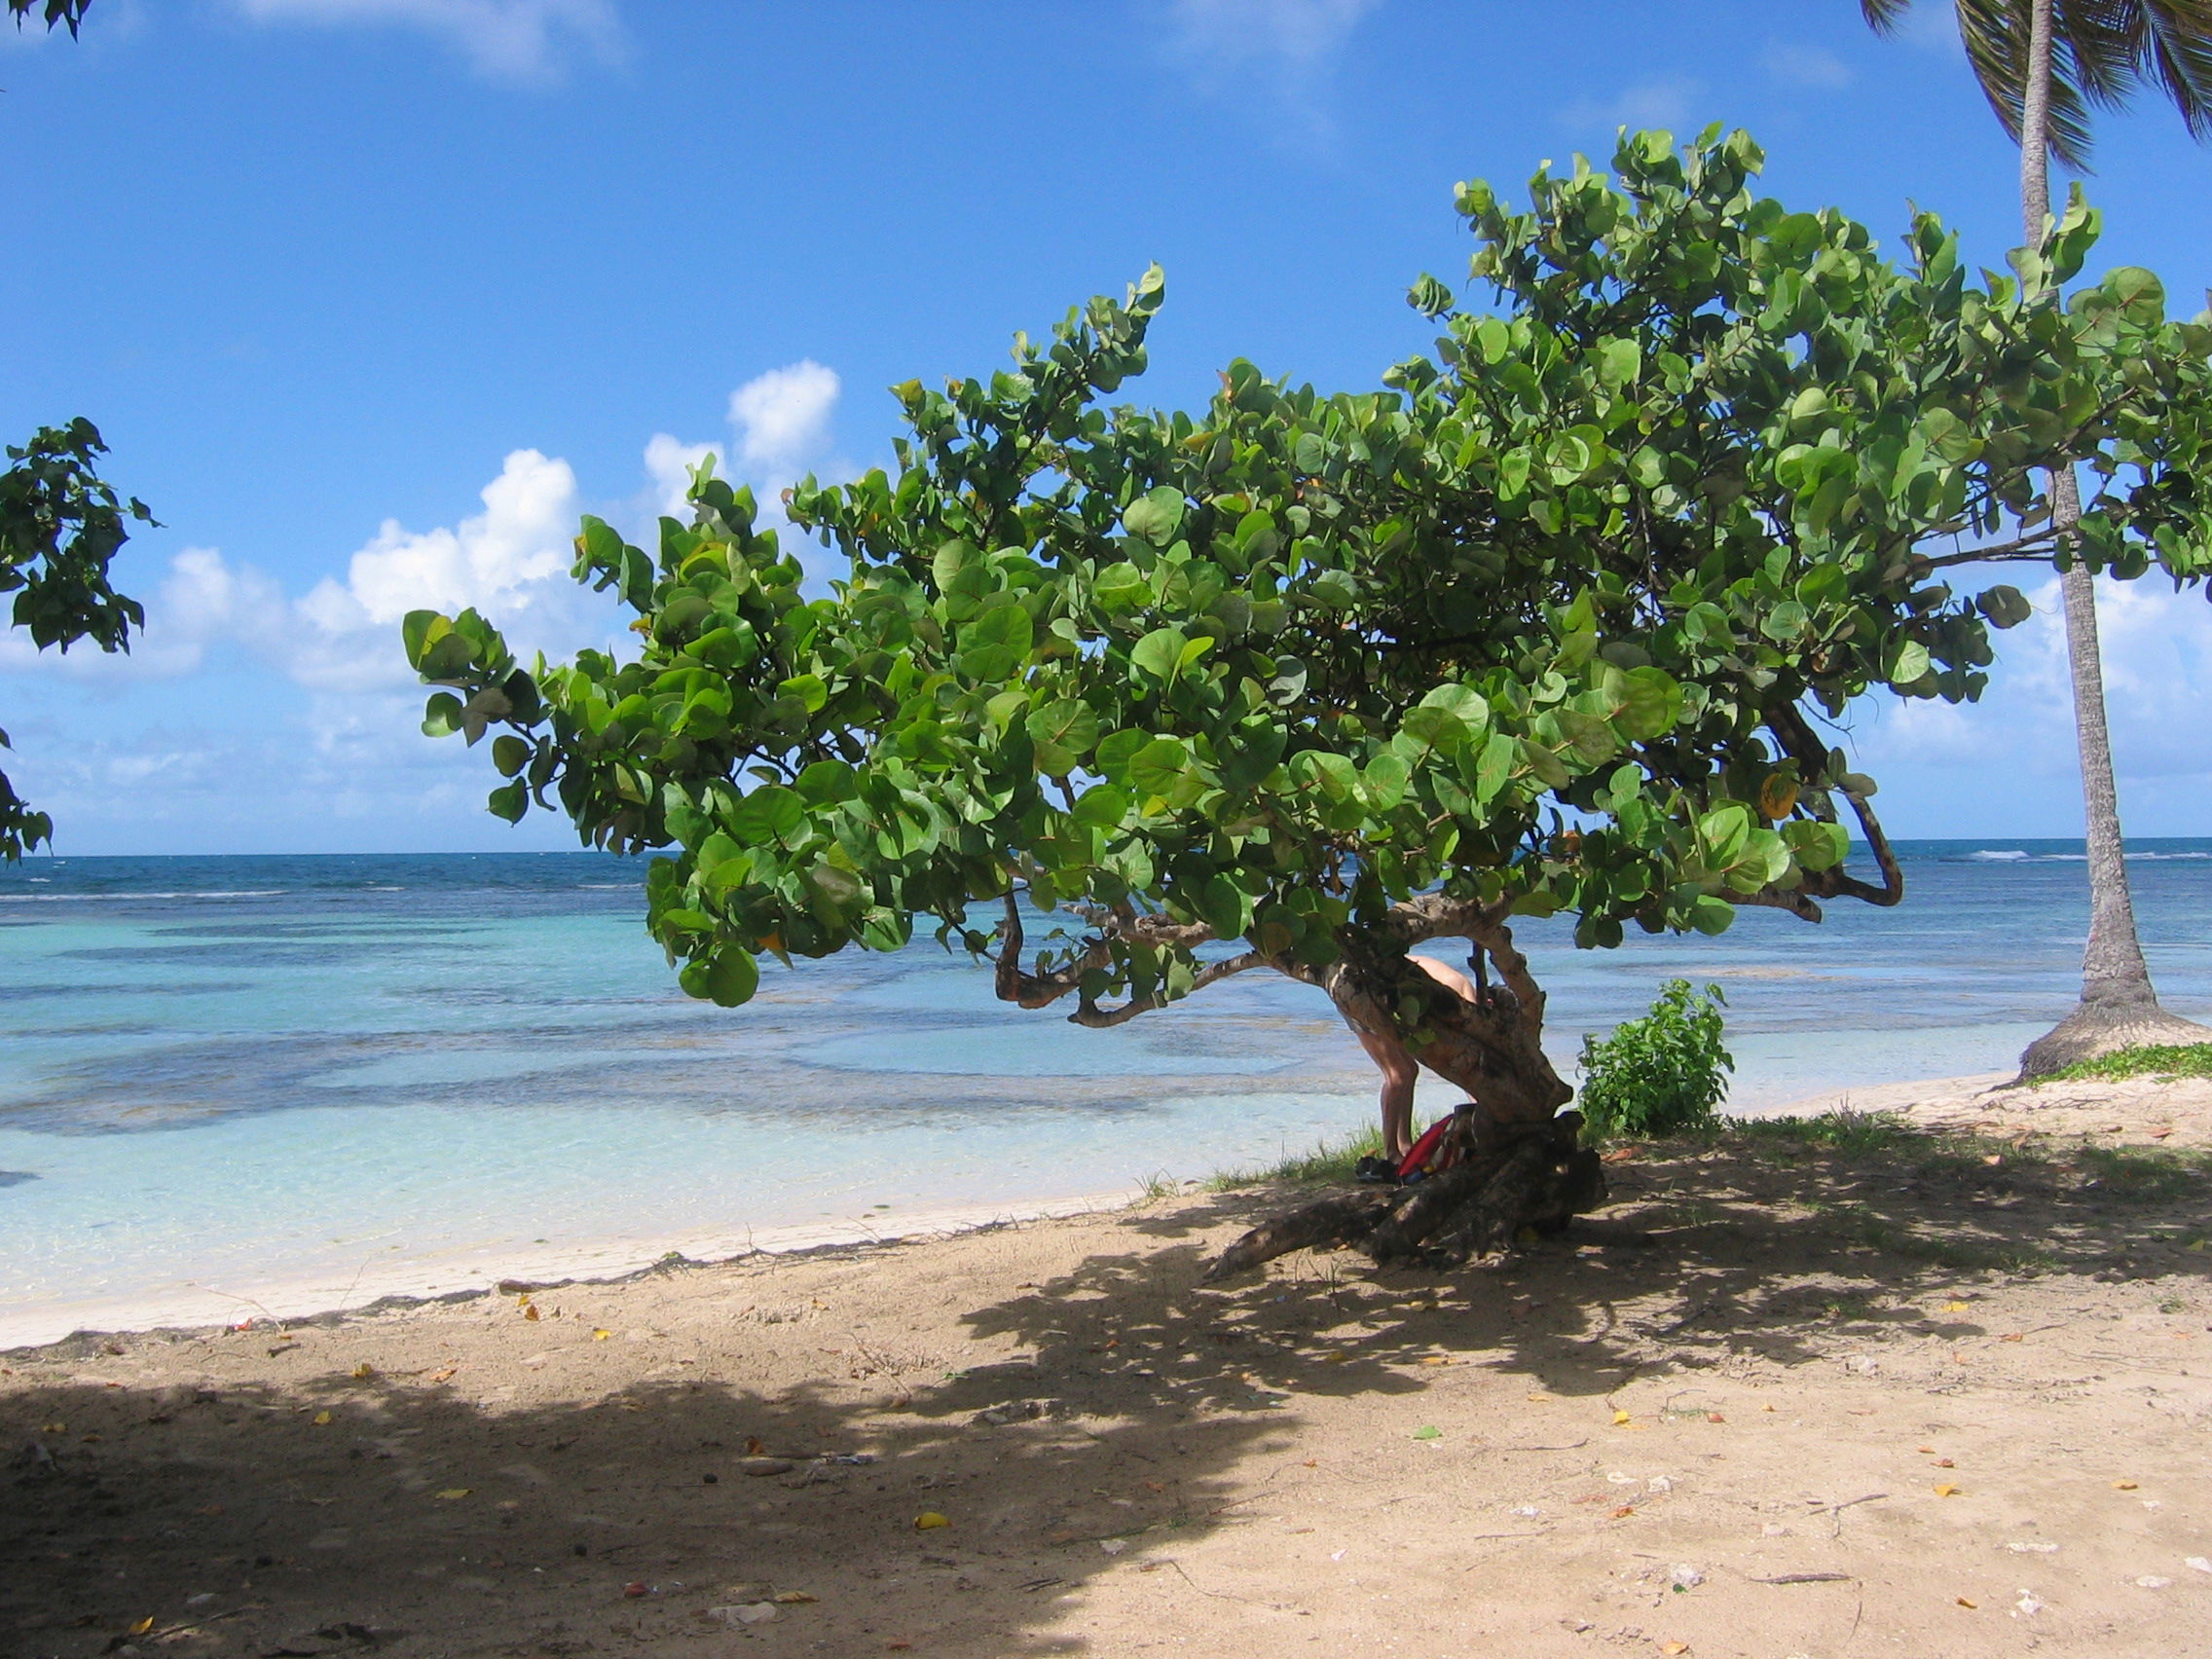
[3,0,2210,855]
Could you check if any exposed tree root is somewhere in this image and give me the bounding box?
[1203,1111,1605,1282]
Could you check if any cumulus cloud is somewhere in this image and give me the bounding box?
[1763,43,1853,90]
[639,359,850,554]
[0,544,285,680]
[1862,575,2212,791]
[227,0,621,83]
[728,360,841,478]
[1560,76,1704,132]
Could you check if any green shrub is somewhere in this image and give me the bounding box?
[1576,979,1733,1139]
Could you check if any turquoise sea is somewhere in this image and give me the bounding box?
[4,841,2210,1345]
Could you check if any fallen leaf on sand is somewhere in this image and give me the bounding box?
[1935,1458,1955,1468]
[524,1305,540,1322]
[128,1617,155,1636]
[1943,1301,1971,1313]
[1762,1404,1777,1413]
[592,1328,611,1340]
[1934,1484,1960,1497]
[1918,1445,1936,1454]
[1611,1505,1636,1519]
[1661,1643,1689,1655]
[436,1488,472,1500]
[1600,1148,1636,1163]
[428,1367,457,1382]
[312,1411,333,1426]
[622,1581,647,1599]
[2001,1333,2023,1343]
[1707,1413,1725,1423]
[914,1512,950,1531]
[351,1362,374,1379]
[1412,1425,1442,1441]
[1612,1410,1632,1425]
[1420,1355,1448,1366]
[2114,1480,2140,1490]
[772,1591,818,1604]
[1956,1597,1977,1609]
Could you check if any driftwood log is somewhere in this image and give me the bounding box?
[1204,1110,1605,1281]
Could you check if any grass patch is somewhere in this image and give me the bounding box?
[2074,1143,2212,1200]
[2033,1042,2212,1085]
[1723,1110,1925,1158]
[1208,1124,1385,1191]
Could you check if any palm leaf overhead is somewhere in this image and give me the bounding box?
[1862,0,2212,166]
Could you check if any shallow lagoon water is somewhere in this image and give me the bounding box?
[3,843,2209,1344]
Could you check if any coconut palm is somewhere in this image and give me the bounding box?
[1864,0,2212,1074]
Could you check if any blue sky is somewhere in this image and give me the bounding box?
[3,0,2209,854]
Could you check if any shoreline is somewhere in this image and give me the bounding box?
[5,1064,2124,1356]
[0,1185,1142,1355]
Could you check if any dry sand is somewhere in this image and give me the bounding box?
[6,1074,2211,1659]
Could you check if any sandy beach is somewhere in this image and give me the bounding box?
[6,1072,2210,1659]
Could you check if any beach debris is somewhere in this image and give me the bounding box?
[977,1401,1046,1426]
[1099,1538,1127,1555]
[741,1457,795,1476]
[351,1362,374,1379]
[2015,1591,2045,1615]
[773,1591,818,1604]
[1934,1484,1961,1497]
[2187,1557,2212,1574]
[435,1488,471,1500]
[914,1511,950,1530]
[1412,1425,1442,1441]
[2007,1541,2058,1554]
[708,1602,779,1626]
[1668,1565,1703,1590]
[2135,1575,2171,1589]
[1647,1476,1673,1494]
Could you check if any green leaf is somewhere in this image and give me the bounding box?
[1887,641,1932,687]
[1130,627,1190,684]
[491,734,531,777]
[1123,485,1187,547]
[422,692,463,738]
[1976,585,2032,629]
[680,946,760,1008]
[1071,783,1130,829]
[1127,736,1199,806]
[730,785,805,845]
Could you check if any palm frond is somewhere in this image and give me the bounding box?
[2120,0,2212,137]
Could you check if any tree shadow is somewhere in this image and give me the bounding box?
[5,1124,2204,1657]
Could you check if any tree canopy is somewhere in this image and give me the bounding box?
[406,129,2212,1098]
[1,419,153,858]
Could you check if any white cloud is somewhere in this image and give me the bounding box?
[0,544,285,680]
[1763,43,1853,90]
[728,359,841,478]
[227,0,620,83]
[1560,76,1703,132]
[642,432,716,520]
[1863,575,2212,791]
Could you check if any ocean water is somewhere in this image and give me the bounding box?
[3,841,2210,1344]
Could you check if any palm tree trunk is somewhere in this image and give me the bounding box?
[2014,0,2209,1075]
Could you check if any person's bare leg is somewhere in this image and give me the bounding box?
[1357,1029,1419,1161]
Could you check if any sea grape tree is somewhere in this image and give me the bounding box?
[407,129,2212,1183]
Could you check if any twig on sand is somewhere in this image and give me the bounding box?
[1164,1557,1303,1613]
[1750,1571,1855,1584]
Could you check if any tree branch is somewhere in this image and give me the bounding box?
[1070,950,1271,1027]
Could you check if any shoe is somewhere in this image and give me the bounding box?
[1353,1154,1400,1185]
